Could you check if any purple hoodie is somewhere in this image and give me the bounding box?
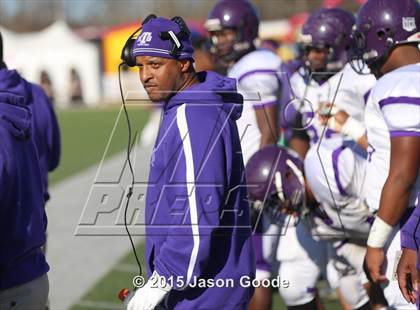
[0,88,49,290]
[145,71,255,309]
[0,68,61,202]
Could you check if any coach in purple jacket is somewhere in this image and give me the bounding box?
[0,68,49,309]
[0,32,61,203]
[127,16,255,310]
[0,31,60,308]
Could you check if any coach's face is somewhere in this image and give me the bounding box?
[136,56,183,102]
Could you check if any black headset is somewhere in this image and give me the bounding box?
[120,15,191,67]
[159,16,191,57]
[120,14,156,67]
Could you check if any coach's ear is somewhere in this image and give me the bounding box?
[179,58,194,73]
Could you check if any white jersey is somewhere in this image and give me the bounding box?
[304,144,372,239]
[363,63,420,211]
[228,49,282,164]
[289,63,376,148]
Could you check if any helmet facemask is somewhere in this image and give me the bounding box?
[205,0,259,67]
[348,28,370,75]
[350,22,397,78]
[351,0,420,79]
[207,26,255,67]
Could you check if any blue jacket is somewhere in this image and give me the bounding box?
[0,87,49,290]
[0,68,61,202]
[145,71,255,309]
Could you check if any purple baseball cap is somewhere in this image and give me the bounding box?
[132,16,194,61]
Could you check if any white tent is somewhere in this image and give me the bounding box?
[1,21,101,106]
[259,19,292,39]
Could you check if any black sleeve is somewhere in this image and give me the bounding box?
[291,112,310,142]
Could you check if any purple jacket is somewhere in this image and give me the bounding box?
[0,84,48,290]
[145,71,255,309]
[0,68,61,202]
[401,192,420,269]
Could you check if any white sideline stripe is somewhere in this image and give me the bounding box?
[176,104,200,287]
[47,149,148,310]
[76,300,123,309]
[114,263,140,273]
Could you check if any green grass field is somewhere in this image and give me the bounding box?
[70,242,342,310]
[49,105,151,185]
[53,106,341,310]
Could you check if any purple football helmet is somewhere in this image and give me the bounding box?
[327,8,356,69]
[351,0,420,77]
[300,8,355,72]
[245,145,305,219]
[204,0,259,64]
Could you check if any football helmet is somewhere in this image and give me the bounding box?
[299,8,355,72]
[350,0,420,76]
[245,145,305,220]
[204,0,259,65]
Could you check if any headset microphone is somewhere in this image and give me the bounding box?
[116,14,163,304]
[117,15,154,282]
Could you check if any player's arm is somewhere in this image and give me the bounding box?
[320,109,368,149]
[254,104,278,147]
[289,112,310,159]
[366,136,419,283]
[376,136,420,226]
[240,73,279,147]
[334,110,368,149]
[373,95,420,227]
[304,178,319,209]
[366,97,420,284]
[318,72,371,149]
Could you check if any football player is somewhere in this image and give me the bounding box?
[205,0,280,164]
[276,8,378,309]
[205,1,282,309]
[246,145,375,309]
[325,0,420,308]
[287,8,376,157]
